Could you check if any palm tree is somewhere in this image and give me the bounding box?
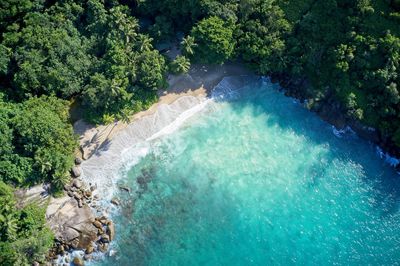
[137,35,153,52]
[0,213,18,241]
[172,56,191,74]
[52,171,70,191]
[181,35,197,56]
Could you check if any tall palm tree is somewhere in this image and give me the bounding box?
[181,35,197,56]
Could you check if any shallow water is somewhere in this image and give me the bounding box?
[97,77,400,266]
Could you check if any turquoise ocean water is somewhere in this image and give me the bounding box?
[97,77,400,266]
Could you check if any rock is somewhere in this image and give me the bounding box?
[63,227,80,242]
[72,256,84,266]
[71,166,81,178]
[119,185,131,193]
[83,254,92,261]
[75,157,83,165]
[90,185,96,192]
[78,199,83,208]
[98,243,109,253]
[106,221,115,241]
[86,244,94,254]
[73,179,82,189]
[73,192,82,200]
[110,198,120,206]
[101,234,110,243]
[33,261,40,266]
[93,220,102,229]
[84,190,92,198]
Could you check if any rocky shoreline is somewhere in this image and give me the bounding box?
[45,157,116,266]
[271,72,400,170]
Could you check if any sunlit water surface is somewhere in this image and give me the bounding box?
[97,77,400,266]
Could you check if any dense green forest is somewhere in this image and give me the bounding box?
[0,0,399,264]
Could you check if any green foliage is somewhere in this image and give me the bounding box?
[0,96,76,187]
[5,11,92,99]
[236,0,291,73]
[170,55,191,74]
[191,16,236,64]
[0,181,53,265]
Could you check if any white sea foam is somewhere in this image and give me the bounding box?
[81,76,257,206]
[80,95,210,203]
[376,146,400,168]
[332,125,356,138]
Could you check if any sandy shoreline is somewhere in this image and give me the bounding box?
[74,63,252,160]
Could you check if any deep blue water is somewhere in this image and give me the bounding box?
[97,77,400,266]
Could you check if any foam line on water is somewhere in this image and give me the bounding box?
[80,76,255,207]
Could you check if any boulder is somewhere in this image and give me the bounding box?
[73,179,82,189]
[98,243,109,253]
[86,244,94,254]
[93,220,102,229]
[119,185,131,193]
[71,166,81,178]
[75,157,83,165]
[46,197,97,251]
[107,221,115,241]
[72,256,84,266]
[100,234,110,243]
[110,198,120,206]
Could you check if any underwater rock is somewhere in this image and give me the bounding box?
[111,198,120,206]
[119,185,131,193]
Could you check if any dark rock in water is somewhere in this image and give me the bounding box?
[72,256,84,266]
[71,166,81,178]
[111,198,120,206]
[75,157,83,165]
[119,185,131,193]
[137,176,146,185]
[107,221,115,241]
[90,185,96,192]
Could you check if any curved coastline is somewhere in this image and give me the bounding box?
[72,63,400,264]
